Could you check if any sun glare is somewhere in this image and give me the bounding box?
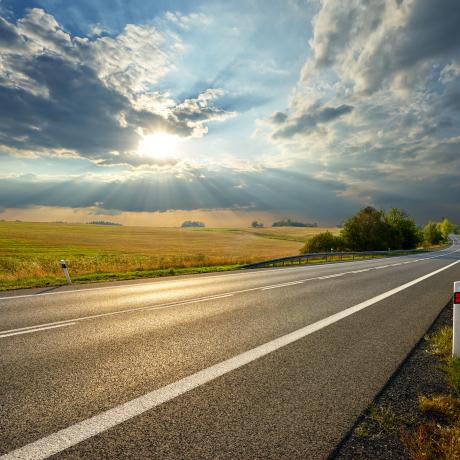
[137,132,179,160]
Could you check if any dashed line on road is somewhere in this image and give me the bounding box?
[2,257,459,460]
[0,322,75,338]
[0,246,456,303]
[2,249,459,339]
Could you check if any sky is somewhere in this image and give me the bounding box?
[0,0,459,227]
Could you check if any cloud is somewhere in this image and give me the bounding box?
[272,103,353,139]
[0,8,235,166]
[303,0,460,94]
[2,164,458,223]
[87,206,122,216]
[0,168,359,223]
[264,0,460,222]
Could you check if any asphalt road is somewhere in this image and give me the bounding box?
[1,239,460,459]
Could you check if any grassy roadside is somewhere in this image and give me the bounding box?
[334,301,460,460]
[401,326,460,458]
[0,264,239,291]
[0,221,336,291]
[0,221,447,291]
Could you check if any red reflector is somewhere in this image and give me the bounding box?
[455,292,460,305]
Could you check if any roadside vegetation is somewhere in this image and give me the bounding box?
[336,304,460,460]
[400,326,460,459]
[301,207,453,253]
[0,222,335,290]
[0,208,453,291]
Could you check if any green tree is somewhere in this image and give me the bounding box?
[385,208,421,249]
[423,221,443,245]
[438,218,453,240]
[340,206,390,251]
[301,231,345,253]
[251,220,264,228]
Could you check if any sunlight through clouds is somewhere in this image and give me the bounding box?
[1,0,459,224]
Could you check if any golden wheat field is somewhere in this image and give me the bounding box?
[0,221,338,290]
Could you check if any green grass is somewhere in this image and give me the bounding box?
[426,326,460,392]
[401,323,460,459]
[0,221,337,291]
[426,326,453,356]
[0,265,239,291]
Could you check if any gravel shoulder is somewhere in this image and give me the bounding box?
[331,300,454,459]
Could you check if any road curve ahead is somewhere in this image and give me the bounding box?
[1,239,460,459]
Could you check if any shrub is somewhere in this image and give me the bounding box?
[301,231,345,253]
[423,221,443,245]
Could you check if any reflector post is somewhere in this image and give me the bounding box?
[454,281,460,358]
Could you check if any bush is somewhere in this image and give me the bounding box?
[423,221,443,245]
[301,231,345,253]
[438,218,453,240]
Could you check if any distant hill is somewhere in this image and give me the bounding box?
[87,221,122,226]
[272,219,317,228]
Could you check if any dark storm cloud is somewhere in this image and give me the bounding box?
[0,169,359,222]
[370,176,460,223]
[304,0,460,93]
[0,54,140,155]
[272,104,353,139]
[0,16,21,47]
[358,0,460,93]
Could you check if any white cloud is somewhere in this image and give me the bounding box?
[267,0,460,219]
[0,8,236,167]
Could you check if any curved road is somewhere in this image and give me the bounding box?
[1,238,460,459]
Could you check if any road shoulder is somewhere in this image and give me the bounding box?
[332,300,455,459]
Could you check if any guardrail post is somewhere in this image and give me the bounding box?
[60,259,72,285]
[454,282,460,358]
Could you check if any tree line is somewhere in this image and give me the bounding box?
[301,206,454,253]
[251,219,318,228]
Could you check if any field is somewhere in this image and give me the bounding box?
[0,221,338,290]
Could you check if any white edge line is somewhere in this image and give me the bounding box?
[2,249,459,336]
[2,257,460,460]
[0,246,456,303]
[0,322,75,338]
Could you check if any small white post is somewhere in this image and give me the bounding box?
[453,281,460,358]
[60,259,72,285]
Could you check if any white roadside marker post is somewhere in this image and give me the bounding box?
[60,259,72,285]
[453,281,460,358]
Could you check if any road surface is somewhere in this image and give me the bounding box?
[1,238,460,459]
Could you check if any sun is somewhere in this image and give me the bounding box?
[137,132,179,160]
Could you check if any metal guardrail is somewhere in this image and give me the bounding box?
[240,247,435,269]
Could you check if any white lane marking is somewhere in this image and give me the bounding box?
[2,249,460,336]
[3,258,460,460]
[0,246,457,303]
[0,294,235,337]
[0,323,75,338]
[261,280,304,290]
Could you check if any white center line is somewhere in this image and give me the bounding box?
[3,257,459,460]
[0,294,235,338]
[0,323,75,338]
[2,249,459,338]
[0,246,456,303]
